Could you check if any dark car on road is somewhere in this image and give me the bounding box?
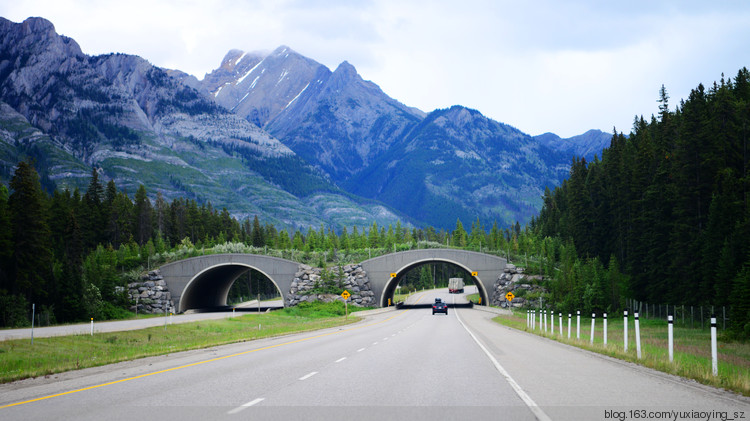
[432,298,448,315]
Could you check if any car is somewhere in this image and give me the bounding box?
[432,298,448,315]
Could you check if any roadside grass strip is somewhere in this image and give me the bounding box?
[493,310,750,397]
[0,309,407,410]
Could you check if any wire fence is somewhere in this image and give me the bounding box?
[624,299,729,331]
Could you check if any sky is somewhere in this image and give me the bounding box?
[2,0,749,138]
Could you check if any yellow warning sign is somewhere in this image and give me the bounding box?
[471,271,478,276]
[505,292,515,302]
[390,273,398,278]
[341,290,351,300]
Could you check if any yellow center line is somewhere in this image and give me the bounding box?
[0,310,408,410]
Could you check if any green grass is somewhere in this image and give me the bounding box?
[493,310,750,397]
[0,304,359,384]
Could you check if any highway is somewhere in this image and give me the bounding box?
[1,288,748,420]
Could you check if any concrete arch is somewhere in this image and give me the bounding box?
[360,249,506,307]
[159,254,300,313]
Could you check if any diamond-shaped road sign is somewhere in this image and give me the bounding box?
[505,292,515,302]
[341,290,351,300]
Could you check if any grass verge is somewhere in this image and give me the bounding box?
[493,310,750,397]
[0,302,361,384]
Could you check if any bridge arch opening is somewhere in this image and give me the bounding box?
[380,258,489,307]
[179,263,282,313]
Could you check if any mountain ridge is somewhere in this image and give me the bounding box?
[0,16,611,230]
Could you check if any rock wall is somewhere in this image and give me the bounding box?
[128,270,175,314]
[286,264,376,307]
[490,263,545,308]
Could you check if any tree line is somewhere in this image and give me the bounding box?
[531,68,750,338]
[0,162,529,327]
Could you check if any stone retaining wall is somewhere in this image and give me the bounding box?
[286,264,375,307]
[490,263,545,308]
[128,270,175,314]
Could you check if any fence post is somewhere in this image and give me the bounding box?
[635,312,642,359]
[603,313,608,345]
[590,313,596,344]
[624,310,628,353]
[668,314,674,362]
[711,315,718,376]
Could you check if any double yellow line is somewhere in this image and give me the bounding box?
[1,310,407,410]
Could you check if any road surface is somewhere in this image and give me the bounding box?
[1,288,748,420]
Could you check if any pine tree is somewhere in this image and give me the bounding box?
[134,185,152,245]
[8,160,53,304]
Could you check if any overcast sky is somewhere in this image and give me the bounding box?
[2,0,749,137]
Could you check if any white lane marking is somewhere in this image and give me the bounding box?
[455,310,552,421]
[391,334,396,337]
[383,337,388,341]
[357,348,366,352]
[373,342,378,345]
[299,371,318,381]
[335,357,346,363]
[227,397,264,414]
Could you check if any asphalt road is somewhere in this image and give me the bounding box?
[1,288,748,421]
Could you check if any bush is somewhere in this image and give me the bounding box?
[282,301,347,318]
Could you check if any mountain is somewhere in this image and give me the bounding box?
[534,129,612,162]
[195,47,602,228]
[192,47,425,182]
[343,106,572,228]
[0,17,407,229]
[0,16,611,231]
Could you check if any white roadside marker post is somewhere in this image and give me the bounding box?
[90,317,94,336]
[711,315,718,376]
[603,313,608,346]
[558,312,563,336]
[567,313,571,338]
[576,310,581,339]
[550,309,554,333]
[623,310,629,353]
[668,314,674,362]
[635,312,642,359]
[590,313,596,344]
[31,303,35,345]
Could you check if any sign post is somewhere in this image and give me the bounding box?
[505,292,515,305]
[341,290,351,319]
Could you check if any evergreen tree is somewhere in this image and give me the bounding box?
[251,215,264,247]
[134,185,152,245]
[8,160,53,304]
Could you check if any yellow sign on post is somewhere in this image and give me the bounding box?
[505,292,515,302]
[342,290,351,319]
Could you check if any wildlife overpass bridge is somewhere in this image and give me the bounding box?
[159,250,507,312]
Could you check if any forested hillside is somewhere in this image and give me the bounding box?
[532,68,750,337]
[0,160,511,327]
